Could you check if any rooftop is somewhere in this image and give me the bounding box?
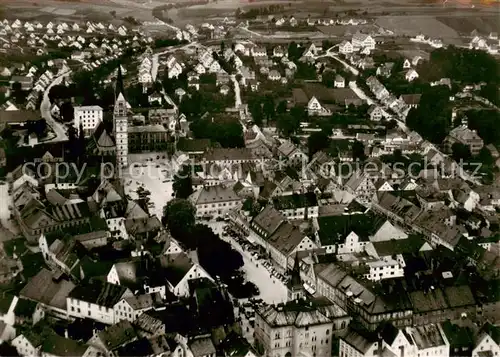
[190,185,241,205]
[68,280,128,308]
[272,193,318,211]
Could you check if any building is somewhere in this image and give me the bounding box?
[255,301,336,357]
[316,264,413,331]
[444,125,484,156]
[277,141,308,166]
[10,75,33,90]
[307,96,332,117]
[73,105,103,136]
[114,92,128,169]
[202,148,258,166]
[67,280,132,325]
[128,125,168,153]
[20,268,75,320]
[339,41,353,54]
[334,75,345,88]
[272,193,319,220]
[472,323,500,357]
[352,33,375,51]
[189,185,242,219]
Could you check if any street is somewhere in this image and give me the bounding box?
[40,71,71,143]
[231,74,242,108]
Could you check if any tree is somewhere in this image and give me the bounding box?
[220,41,225,54]
[195,224,244,279]
[321,70,336,88]
[27,119,47,138]
[262,95,275,120]
[288,41,301,61]
[405,85,451,144]
[60,102,74,122]
[307,131,330,158]
[466,109,500,145]
[276,100,288,114]
[249,99,263,126]
[173,165,193,199]
[352,140,366,161]
[190,118,244,148]
[276,113,300,137]
[451,142,472,162]
[11,82,26,105]
[162,199,196,244]
[290,105,307,123]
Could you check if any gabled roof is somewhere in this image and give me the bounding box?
[68,280,128,308]
[96,320,138,351]
[252,205,286,236]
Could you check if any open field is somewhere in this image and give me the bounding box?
[376,15,464,44]
[436,15,500,35]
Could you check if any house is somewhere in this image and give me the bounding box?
[403,58,412,69]
[208,60,221,73]
[20,268,76,320]
[366,76,389,100]
[367,105,384,121]
[272,192,319,220]
[189,185,242,219]
[376,62,394,78]
[67,280,132,324]
[277,141,308,165]
[400,94,421,109]
[168,62,183,78]
[352,32,375,51]
[405,69,419,82]
[148,92,163,105]
[10,76,33,90]
[334,75,345,88]
[339,40,353,54]
[307,96,332,117]
[345,170,376,202]
[195,63,206,74]
[444,125,484,156]
[251,46,267,57]
[272,46,286,58]
[268,69,281,81]
[472,323,500,357]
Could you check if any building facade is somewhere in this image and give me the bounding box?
[74,105,103,136]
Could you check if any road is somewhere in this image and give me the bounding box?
[349,81,374,105]
[316,48,360,76]
[240,26,267,38]
[40,71,71,143]
[231,74,242,108]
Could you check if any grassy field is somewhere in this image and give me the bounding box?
[436,15,500,35]
[376,15,464,43]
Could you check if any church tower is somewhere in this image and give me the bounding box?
[114,92,128,172]
[287,253,305,301]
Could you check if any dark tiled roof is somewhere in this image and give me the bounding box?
[14,298,38,318]
[68,280,128,308]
